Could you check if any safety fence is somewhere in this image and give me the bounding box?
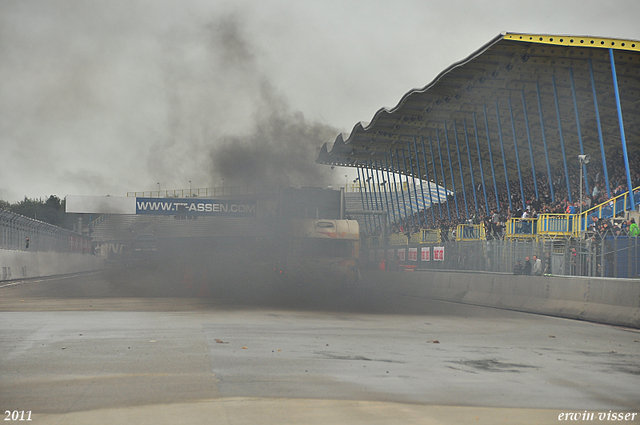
[363,234,639,278]
[0,210,91,254]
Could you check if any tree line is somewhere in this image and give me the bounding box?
[0,196,77,231]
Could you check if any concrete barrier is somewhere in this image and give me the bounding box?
[0,249,104,281]
[362,269,640,329]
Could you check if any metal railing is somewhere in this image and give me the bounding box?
[537,214,574,238]
[576,186,640,234]
[421,229,441,243]
[455,224,486,241]
[127,181,427,199]
[505,218,538,240]
[127,186,253,198]
[0,210,91,253]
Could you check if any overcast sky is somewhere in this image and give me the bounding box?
[1,0,639,202]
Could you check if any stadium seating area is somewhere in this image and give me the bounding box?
[386,151,640,239]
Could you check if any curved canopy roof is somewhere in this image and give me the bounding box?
[317,32,639,200]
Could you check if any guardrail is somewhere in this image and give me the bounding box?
[455,224,486,241]
[420,229,441,243]
[576,186,640,234]
[505,218,537,240]
[536,214,574,238]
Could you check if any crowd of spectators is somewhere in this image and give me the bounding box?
[384,151,640,240]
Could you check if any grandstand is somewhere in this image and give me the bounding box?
[317,32,640,278]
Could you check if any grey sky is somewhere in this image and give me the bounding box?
[1,0,639,202]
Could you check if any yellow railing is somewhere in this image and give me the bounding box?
[388,234,408,246]
[536,214,573,238]
[455,224,486,241]
[575,185,640,234]
[505,218,538,240]
[420,229,441,243]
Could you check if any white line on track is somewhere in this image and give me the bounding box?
[0,271,101,289]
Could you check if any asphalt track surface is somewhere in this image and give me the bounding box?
[1,268,639,425]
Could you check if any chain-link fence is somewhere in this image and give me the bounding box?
[0,210,91,253]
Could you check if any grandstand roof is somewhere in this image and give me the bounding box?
[317,32,640,198]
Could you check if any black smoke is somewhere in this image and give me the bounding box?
[205,15,340,190]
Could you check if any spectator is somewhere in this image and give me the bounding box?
[532,255,543,276]
[513,260,523,275]
[630,218,639,237]
[523,256,532,275]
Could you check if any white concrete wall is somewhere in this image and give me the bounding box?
[0,249,104,281]
[362,270,640,329]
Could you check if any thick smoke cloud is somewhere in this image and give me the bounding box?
[205,16,340,190]
[145,13,341,193]
[0,4,341,202]
[209,86,339,189]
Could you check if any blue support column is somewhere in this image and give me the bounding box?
[385,152,399,225]
[483,105,501,211]
[373,164,385,229]
[376,162,387,229]
[414,136,429,226]
[463,119,478,213]
[521,90,539,200]
[443,123,460,218]
[536,81,555,202]
[376,159,392,227]
[435,130,452,220]
[453,121,469,218]
[609,49,635,206]
[588,59,611,199]
[394,149,409,225]
[428,136,444,219]
[552,75,572,203]
[374,160,385,228]
[357,167,371,233]
[360,166,371,215]
[495,101,513,211]
[365,166,378,230]
[570,68,589,195]
[369,160,382,211]
[421,136,437,225]
[407,141,421,227]
[368,160,382,230]
[390,150,404,224]
[473,112,490,214]
[508,97,526,210]
[401,149,416,228]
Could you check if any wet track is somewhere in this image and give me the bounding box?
[1,268,639,425]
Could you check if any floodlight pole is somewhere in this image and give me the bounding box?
[579,158,583,216]
[578,154,590,232]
